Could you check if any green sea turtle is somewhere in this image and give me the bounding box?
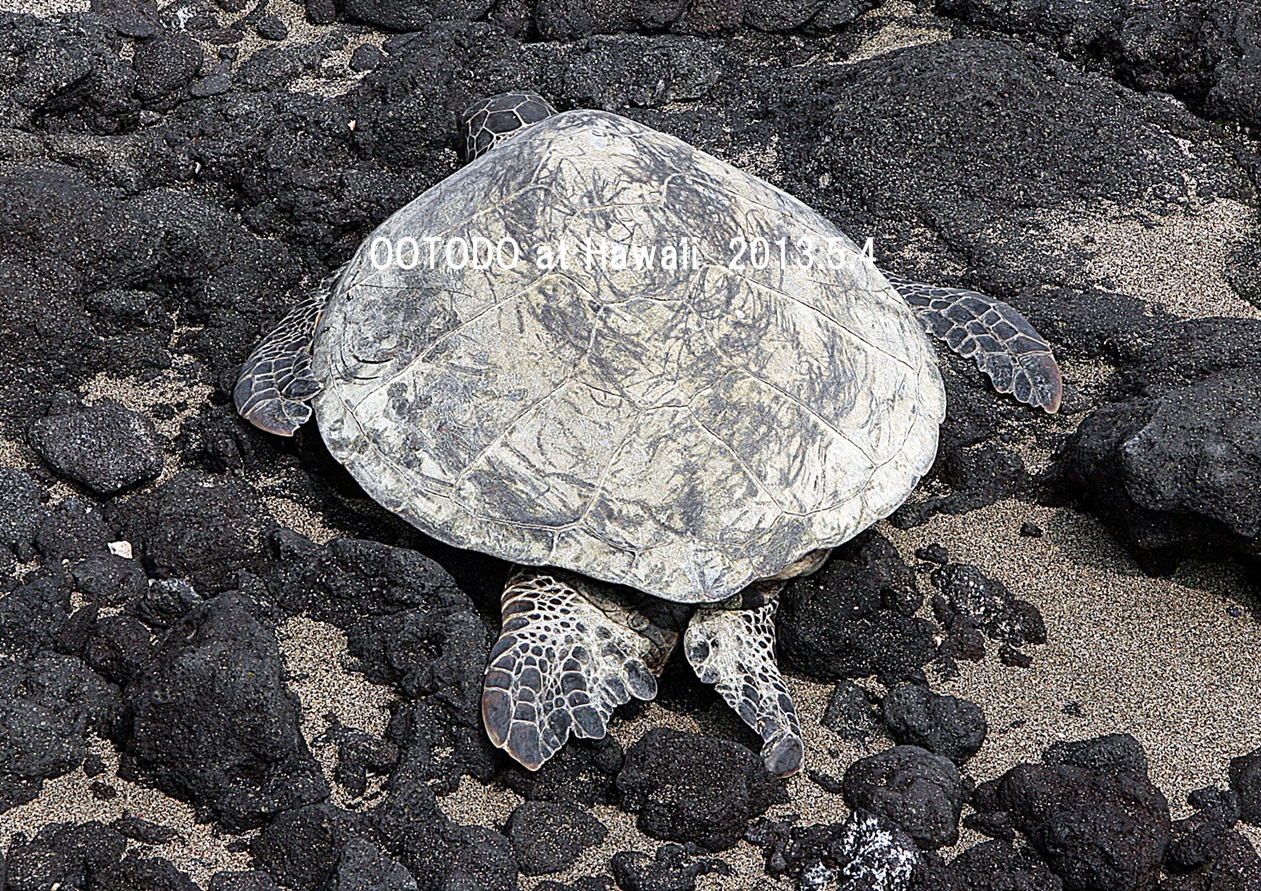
[235,91,1061,778]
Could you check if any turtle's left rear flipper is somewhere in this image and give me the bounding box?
[684,600,803,778]
[234,274,337,436]
[887,275,1063,413]
[483,569,682,771]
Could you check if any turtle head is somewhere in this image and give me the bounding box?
[459,91,558,163]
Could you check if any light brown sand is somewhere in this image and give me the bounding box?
[0,738,254,885]
[1044,198,1261,321]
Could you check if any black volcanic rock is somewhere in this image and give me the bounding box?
[501,734,625,807]
[34,497,114,563]
[882,683,987,766]
[82,613,152,684]
[114,471,275,595]
[1162,786,1261,890]
[341,0,493,31]
[332,837,416,891]
[121,593,327,830]
[0,569,73,665]
[0,468,48,571]
[70,552,148,608]
[1044,733,1148,779]
[0,655,120,814]
[779,533,936,685]
[843,746,964,850]
[29,397,164,495]
[92,854,201,891]
[1229,748,1261,827]
[507,800,607,875]
[369,778,517,891]
[754,810,922,889]
[921,838,1063,891]
[610,843,732,891]
[250,802,363,891]
[935,0,1261,131]
[617,728,783,852]
[972,735,1171,891]
[821,680,882,743]
[1052,369,1261,571]
[209,872,284,891]
[3,821,128,890]
[929,563,1045,647]
[132,33,202,104]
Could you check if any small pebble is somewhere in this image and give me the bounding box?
[916,543,950,564]
[90,781,118,801]
[999,644,1032,668]
[191,72,232,97]
[256,14,288,40]
[1227,605,1243,617]
[305,0,336,24]
[349,43,385,72]
[1019,521,1043,537]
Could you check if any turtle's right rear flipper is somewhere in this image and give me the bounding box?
[234,274,337,436]
[684,599,804,778]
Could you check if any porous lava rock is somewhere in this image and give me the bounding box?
[935,0,1261,131]
[500,734,625,807]
[610,843,732,891]
[0,654,120,815]
[369,778,518,891]
[842,745,965,850]
[3,821,128,890]
[778,532,936,685]
[617,728,783,852]
[1051,368,1261,572]
[113,471,275,595]
[882,682,987,766]
[120,593,327,830]
[1161,786,1261,890]
[507,800,608,875]
[971,734,1171,891]
[753,809,922,890]
[29,397,164,495]
[929,563,1046,648]
[821,680,882,743]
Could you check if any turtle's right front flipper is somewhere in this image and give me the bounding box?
[483,569,684,771]
[887,275,1063,414]
[234,273,338,436]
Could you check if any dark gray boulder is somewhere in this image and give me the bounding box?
[972,735,1171,891]
[617,728,782,852]
[882,683,987,766]
[120,593,328,830]
[842,746,965,849]
[507,800,607,876]
[29,397,163,495]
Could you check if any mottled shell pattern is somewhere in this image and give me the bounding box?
[311,109,946,604]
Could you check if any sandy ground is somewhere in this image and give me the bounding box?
[4,1,1261,888]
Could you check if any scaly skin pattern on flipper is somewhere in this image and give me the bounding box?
[234,273,338,436]
[460,91,558,162]
[684,592,803,778]
[886,275,1063,413]
[483,568,686,770]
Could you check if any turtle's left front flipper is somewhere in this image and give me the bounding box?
[887,275,1063,413]
[684,594,803,778]
[234,271,339,436]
